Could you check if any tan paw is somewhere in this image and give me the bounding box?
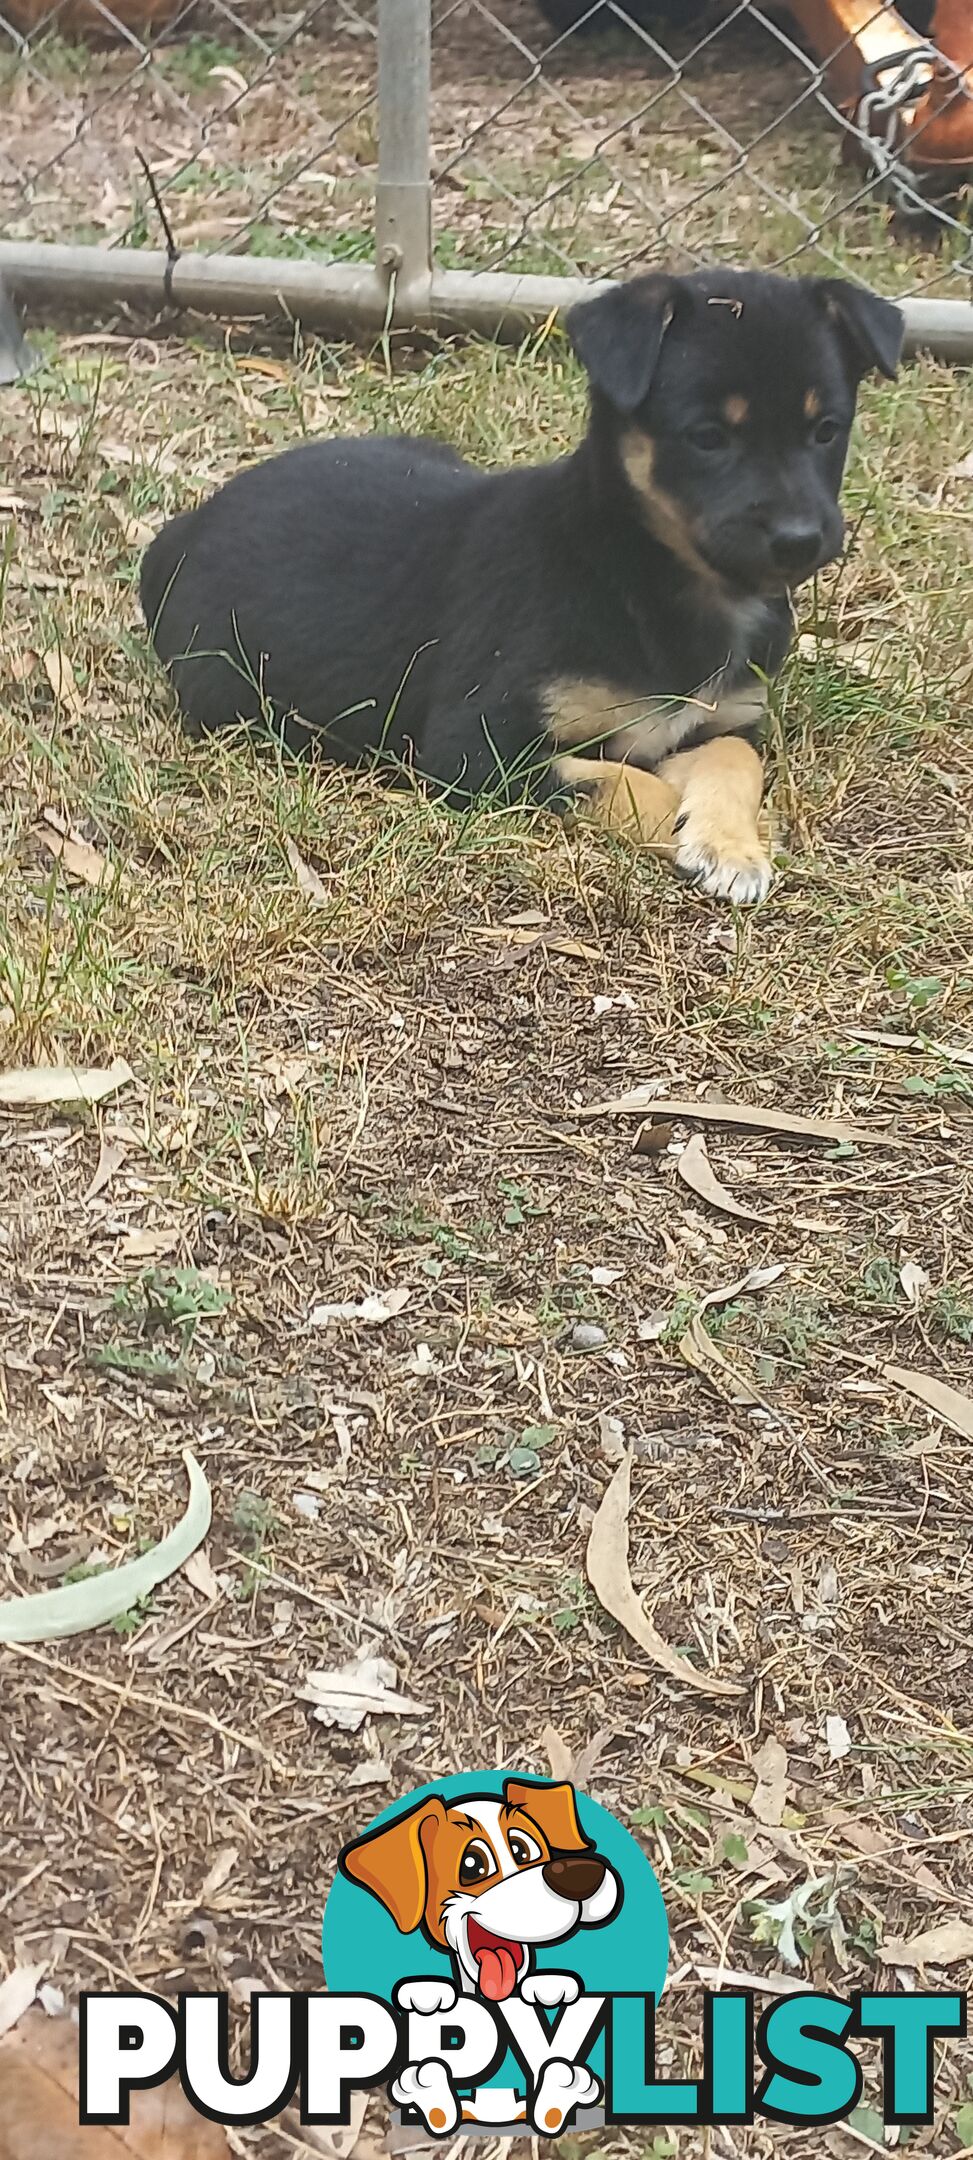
[674,807,774,905]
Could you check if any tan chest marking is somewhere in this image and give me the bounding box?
[543,672,767,769]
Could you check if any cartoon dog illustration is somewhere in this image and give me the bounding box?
[339,1777,620,2135]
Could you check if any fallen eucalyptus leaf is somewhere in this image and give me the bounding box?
[676,1132,775,1225]
[42,648,84,718]
[749,1737,789,1828]
[577,1091,891,1146]
[884,1364,973,1443]
[0,1057,133,1109]
[878,1917,973,1968]
[543,1724,575,1781]
[585,1452,744,1698]
[0,1451,211,1644]
[678,1315,770,1413]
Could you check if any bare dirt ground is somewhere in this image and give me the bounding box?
[2,4,973,2158]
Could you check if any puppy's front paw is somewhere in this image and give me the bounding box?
[673,806,774,905]
[519,1972,580,2009]
[394,1979,457,2016]
[531,2059,601,2135]
[392,2061,459,2136]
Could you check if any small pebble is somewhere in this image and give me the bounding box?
[569,1321,608,1351]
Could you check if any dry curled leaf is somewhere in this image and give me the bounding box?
[543,1724,575,1781]
[309,1287,411,1328]
[878,1918,973,1968]
[699,1264,786,1314]
[299,1651,428,1731]
[678,1314,771,1413]
[825,1713,852,1763]
[0,1057,133,1110]
[284,835,329,905]
[469,924,602,963]
[0,1967,44,2043]
[884,1364,973,1443]
[37,808,128,893]
[84,1137,128,1204]
[41,648,84,718]
[198,1845,239,1903]
[676,1132,776,1225]
[749,1737,789,1828]
[585,1452,744,1698]
[0,2007,232,2158]
[898,1260,929,1306]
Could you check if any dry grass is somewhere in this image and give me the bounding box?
[3,6,973,2158]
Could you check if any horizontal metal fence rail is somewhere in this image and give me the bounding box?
[2,0,973,364]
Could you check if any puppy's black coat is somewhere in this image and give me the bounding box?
[141,269,902,806]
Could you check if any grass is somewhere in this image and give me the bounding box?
[2,6,973,2153]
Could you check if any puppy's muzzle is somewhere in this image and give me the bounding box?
[542,1852,607,1901]
[768,519,826,580]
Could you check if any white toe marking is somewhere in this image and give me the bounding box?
[519,1972,580,2008]
[394,1980,457,2016]
[675,829,773,906]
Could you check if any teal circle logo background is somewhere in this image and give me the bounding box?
[322,1770,668,2001]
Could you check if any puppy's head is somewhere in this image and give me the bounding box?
[566,268,903,596]
[339,1779,620,2000]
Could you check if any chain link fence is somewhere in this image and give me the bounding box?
[2,0,973,364]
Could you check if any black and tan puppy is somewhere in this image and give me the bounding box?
[141,268,902,904]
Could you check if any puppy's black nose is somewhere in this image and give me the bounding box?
[542,1853,606,1901]
[770,521,822,576]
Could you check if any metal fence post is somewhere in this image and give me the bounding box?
[0,272,36,385]
[376,0,433,322]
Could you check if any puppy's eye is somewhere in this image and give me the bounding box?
[459,1841,493,1884]
[508,1832,541,1866]
[687,422,729,454]
[813,416,841,446]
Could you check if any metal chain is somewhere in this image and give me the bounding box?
[855,42,952,216]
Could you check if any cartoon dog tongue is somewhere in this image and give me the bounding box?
[470,1925,521,2001]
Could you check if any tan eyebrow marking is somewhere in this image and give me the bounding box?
[723,394,748,426]
[804,387,822,419]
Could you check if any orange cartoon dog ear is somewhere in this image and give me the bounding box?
[339,1797,447,1933]
[504,1779,591,1854]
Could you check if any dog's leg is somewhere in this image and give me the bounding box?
[657,735,773,905]
[552,753,682,852]
[392,2061,461,2136]
[530,2060,602,2135]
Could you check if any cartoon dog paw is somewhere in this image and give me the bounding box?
[531,2059,601,2135]
[392,2061,460,2136]
[519,1973,580,2009]
[394,1979,458,2016]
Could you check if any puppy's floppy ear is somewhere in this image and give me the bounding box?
[815,279,904,381]
[565,274,677,412]
[504,1778,592,1854]
[339,1796,447,1933]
